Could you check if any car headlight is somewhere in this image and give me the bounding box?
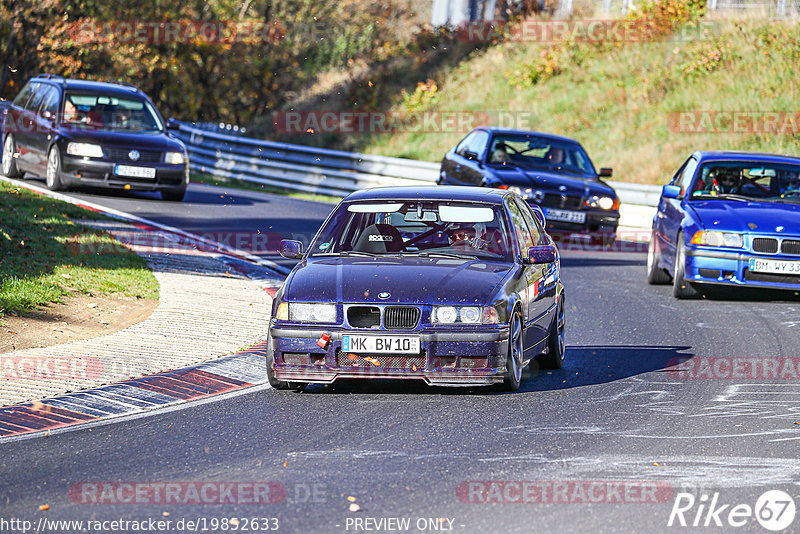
[583,195,618,210]
[432,306,496,325]
[690,231,743,248]
[283,302,336,323]
[66,142,103,158]
[165,151,185,165]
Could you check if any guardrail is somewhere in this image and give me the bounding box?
[172,121,659,232]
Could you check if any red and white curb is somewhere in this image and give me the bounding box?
[0,342,272,442]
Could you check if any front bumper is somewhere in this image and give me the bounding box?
[686,247,800,291]
[60,155,188,192]
[525,201,619,236]
[269,325,510,386]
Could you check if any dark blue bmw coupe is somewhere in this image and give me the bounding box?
[438,127,619,240]
[648,151,800,298]
[268,186,565,391]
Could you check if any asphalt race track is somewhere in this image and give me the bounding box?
[2,180,800,533]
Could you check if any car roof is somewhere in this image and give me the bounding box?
[473,126,581,145]
[693,150,800,165]
[30,77,145,98]
[345,186,509,204]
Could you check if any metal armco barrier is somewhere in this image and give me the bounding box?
[173,121,661,230]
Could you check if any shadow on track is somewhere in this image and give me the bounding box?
[287,345,693,396]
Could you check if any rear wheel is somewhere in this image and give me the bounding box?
[540,296,565,370]
[2,135,23,178]
[46,146,65,191]
[647,231,671,284]
[503,311,523,391]
[673,232,701,299]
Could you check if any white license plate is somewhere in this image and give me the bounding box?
[114,165,156,178]
[544,208,586,224]
[749,258,800,275]
[342,335,420,354]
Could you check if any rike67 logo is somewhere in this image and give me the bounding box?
[668,490,796,531]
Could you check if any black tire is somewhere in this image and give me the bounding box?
[647,230,672,285]
[2,134,23,178]
[161,187,186,201]
[673,232,701,299]
[266,334,305,391]
[45,145,65,191]
[539,296,565,370]
[503,310,523,391]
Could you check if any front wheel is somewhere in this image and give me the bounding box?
[503,311,523,391]
[539,297,565,370]
[2,135,23,178]
[647,231,671,285]
[673,233,701,299]
[161,187,186,201]
[46,146,65,191]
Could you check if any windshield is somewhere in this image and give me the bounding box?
[487,134,596,177]
[688,161,800,203]
[308,200,514,261]
[61,92,164,132]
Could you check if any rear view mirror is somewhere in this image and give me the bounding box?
[280,239,303,259]
[528,245,556,264]
[662,184,682,199]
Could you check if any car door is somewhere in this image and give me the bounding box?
[7,82,39,170]
[659,156,698,270]
[446,130,488,186]
[507,198,550,351]
[30,84,60,172]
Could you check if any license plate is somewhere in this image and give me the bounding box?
[749,258,800,275]
[114,165,156,179]
[544,208,586,224]
[342,335,420,354]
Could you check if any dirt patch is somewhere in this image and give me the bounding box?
[0,294,157,354]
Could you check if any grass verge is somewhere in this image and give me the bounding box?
[0,181,159,317]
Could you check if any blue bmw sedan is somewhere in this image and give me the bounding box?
[648,151,800,298]
[268,186,566,391]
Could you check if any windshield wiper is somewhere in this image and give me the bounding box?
[315,251,381,257]
[692,193,751,202]
[412,251,476,260]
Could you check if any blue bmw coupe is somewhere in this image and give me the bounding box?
[648,151,800,298]
[268,186,565,391]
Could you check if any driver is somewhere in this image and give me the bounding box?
[491,141,511,164]
[707,168,739,194]
[544,147,564,165]
[450,226,476,248]
[783,172,800,195]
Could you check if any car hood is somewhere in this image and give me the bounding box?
[61,129,183,151]
[490,166,615,198]
[284,257,514,306]
[690,200,800,234]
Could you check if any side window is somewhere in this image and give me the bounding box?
[680,157,699,193]
[25,84,45,112]
[507,200,535,254]
[455,132,477,156]
[12,83,34,108]
[514,198,544,245]
[38,86,60,117]
[669,159,689,185]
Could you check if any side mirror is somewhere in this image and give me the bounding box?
[280,239,303,259]
[40,110,54,120]
[463,150,478,161]
[662,184,682,199]
[166,118,181,130]
[598,168,613,178]
[528,244,556,264]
